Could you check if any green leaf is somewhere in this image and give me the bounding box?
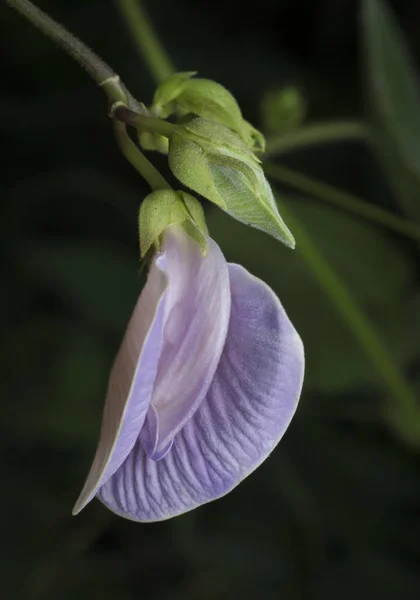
[362,0,420,222]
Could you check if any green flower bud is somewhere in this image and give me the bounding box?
[152,73,265,152]
[260,86,307,133]
[168,117,295,248]
[139,189,208,258]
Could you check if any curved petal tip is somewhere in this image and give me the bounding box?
[72,259,168,515]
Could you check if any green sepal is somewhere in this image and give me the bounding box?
[139,189,208,258]
[181,192,209,236]
[168,118,295,248]
[139,190,185,257]
[180,219,208,256]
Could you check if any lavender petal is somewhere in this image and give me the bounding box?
[98,263,304,521]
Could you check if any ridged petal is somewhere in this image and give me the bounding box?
[139,226,230,459]
[98,263,304,521]
[73,225,230,513]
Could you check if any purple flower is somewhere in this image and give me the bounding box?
[73,225,304,521]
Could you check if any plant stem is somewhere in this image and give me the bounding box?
[265,162,420,242]
[113,105,177,137]
[113,121,170,190]
[118,0,175,84]
[265,120,369,157]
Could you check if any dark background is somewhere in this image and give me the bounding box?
[1,1,420,598]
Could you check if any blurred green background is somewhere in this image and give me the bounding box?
[1,0,420,598]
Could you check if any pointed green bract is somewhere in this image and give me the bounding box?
[152,72,265,151]
[181,192,209,235]
[168,118,295,248]
[139,189,207,257]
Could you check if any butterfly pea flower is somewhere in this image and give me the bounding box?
[73,225,304,521]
